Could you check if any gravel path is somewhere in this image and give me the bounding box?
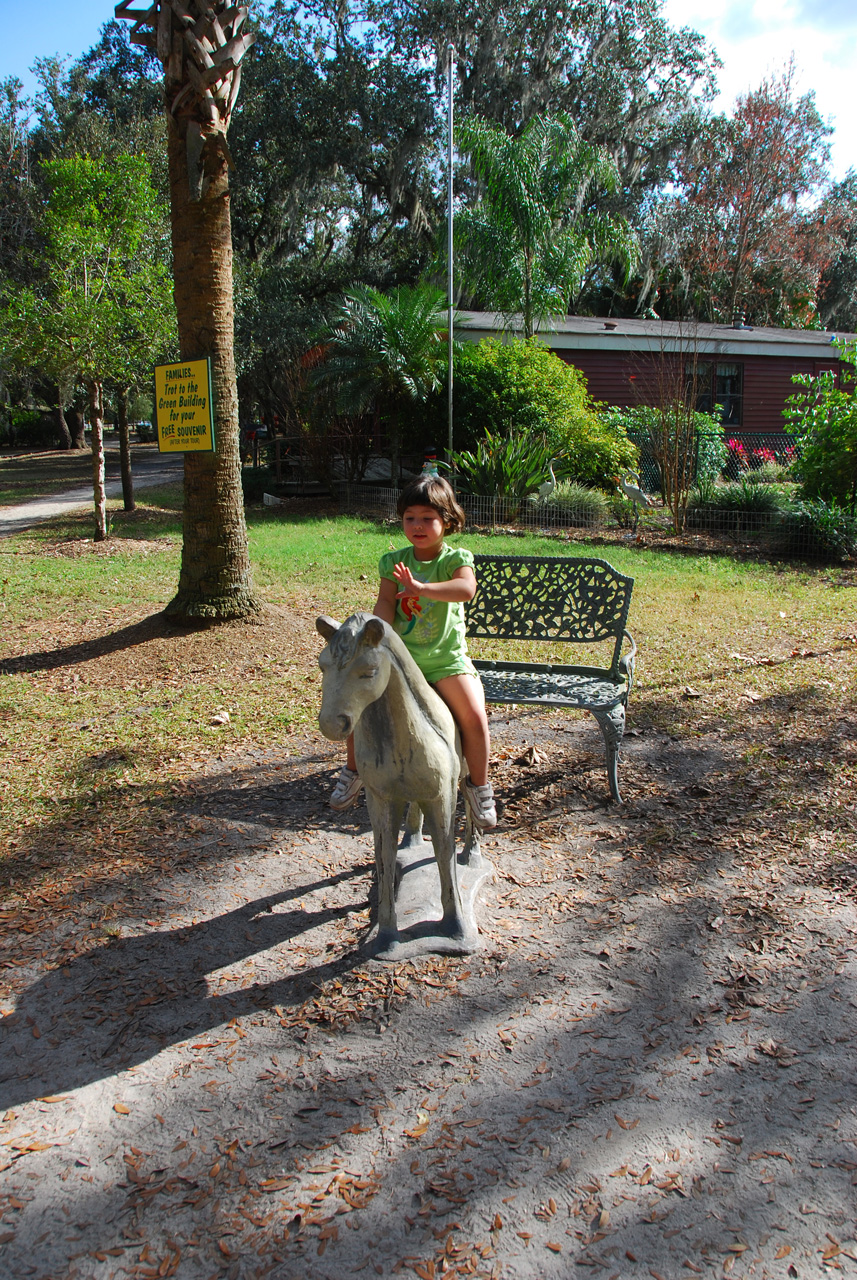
[1,717,856,1280]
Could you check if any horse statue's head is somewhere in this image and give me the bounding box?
[316,611,394,742]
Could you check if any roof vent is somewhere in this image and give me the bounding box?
[603,320,618,330]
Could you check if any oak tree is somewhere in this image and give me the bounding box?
[3,153,174,538]
[651,65,832,325]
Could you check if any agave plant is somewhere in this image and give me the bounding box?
[449,430,565,518]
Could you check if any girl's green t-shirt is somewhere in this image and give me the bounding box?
[378,543,476,683]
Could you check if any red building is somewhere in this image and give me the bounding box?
[458,313,853,435]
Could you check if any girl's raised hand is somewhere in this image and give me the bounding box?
[392,561,422,597]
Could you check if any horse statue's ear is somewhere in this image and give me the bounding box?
[316,616,340,640]
[362,617,386,647]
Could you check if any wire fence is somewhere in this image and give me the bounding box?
[336,484,612,531]
[629,430,798,491]
[334,482,857,562]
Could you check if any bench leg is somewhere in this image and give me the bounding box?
[591,704,626,804]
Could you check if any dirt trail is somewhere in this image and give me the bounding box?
[2,713,856,1280]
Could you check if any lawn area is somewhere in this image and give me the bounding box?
[0,448,97,507]
[2,490,857,1280]
[1,486,856,907]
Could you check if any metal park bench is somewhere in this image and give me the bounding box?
[465,555,637,803]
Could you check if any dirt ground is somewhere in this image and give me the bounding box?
[1,590,857,1280]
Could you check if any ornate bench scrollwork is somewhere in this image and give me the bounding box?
[465,556,637,803]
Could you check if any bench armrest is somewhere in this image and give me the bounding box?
[618,629,637,691]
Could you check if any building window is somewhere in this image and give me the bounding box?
[687,361,743,426]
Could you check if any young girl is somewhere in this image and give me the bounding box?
[329,474,496,829]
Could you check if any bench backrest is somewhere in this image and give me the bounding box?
[466,555,634,674]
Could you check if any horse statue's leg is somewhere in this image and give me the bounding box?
[400,802,425,850]
[365,790,405,952]
[461,803,482,868]
[422,795,477,950]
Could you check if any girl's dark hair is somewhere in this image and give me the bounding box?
[396,475,466,533]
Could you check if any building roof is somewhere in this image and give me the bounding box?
[457,312,856,360]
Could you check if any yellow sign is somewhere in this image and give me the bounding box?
[154,357,215,452]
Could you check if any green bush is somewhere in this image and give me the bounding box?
[687,479,788,534]
[241,466,277,505]
[603,404,726,486]
[529,480,609,527]
[777,498,857,561]
[697,418,729,482]
[6,409,58,450]
[752,459,794,484]
[695,479,785,514]
[689,475,718,507]
[451,339,637,487]
[785,341,857,506]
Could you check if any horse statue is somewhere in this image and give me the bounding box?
[316,612,481,959]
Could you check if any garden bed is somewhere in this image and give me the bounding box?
[333,485,857,565]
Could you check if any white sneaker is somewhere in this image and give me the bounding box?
[330,766,363,811]
[464,779,497,830]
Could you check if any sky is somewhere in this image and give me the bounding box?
[1,0,855,181]
[662,0,856,180]
[0,0,108,96]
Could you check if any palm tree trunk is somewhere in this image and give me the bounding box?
[117,386,135,512]
[164,116,258,620]
[389,406,400,488]
[87,378,108,542]
[523,247,534,340]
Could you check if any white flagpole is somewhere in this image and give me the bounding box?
[447,43,455,490]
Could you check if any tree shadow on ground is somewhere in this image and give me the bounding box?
[0,865,374,1111]
[0,613,217,676]
[6,821,855,1280]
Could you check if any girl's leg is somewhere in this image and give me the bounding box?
[330,734,362,810]
[433,673,490,785]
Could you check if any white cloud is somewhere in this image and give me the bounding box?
[663,0,856,179]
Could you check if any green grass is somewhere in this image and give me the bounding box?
[5,495,855,665]
[1,498,855,898]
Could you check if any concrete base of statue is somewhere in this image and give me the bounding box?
[369,834,494,962]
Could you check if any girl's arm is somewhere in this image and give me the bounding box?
[373,575,398,624]
[392,564,476,603]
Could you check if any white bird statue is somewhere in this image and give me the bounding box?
[535,459,558,503]
[613,471,653,531]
